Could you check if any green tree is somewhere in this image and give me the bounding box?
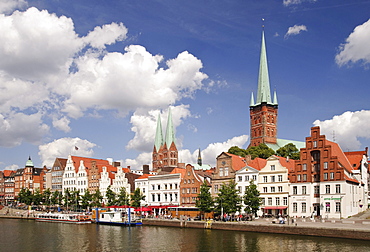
[245,143,275,159]
[18,188,33,205]
[81,189,92,210]
[276,143,300,160]
[106,185,116,206]
[195,181,214,218]
[116,187,130,206]
[33,188,43,205]
[243,180,261,218]
[63,188,73,209]
[215,180,241,215]
[71,190,81,211]
[42,188,52,207]
[228,146,248,157]
[130,188,145,208]
[91,189,103,207]
[51,191,62,206]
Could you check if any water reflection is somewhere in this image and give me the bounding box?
[1,219,370,252]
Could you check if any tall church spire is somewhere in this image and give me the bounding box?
[197,148,202,166]
[154,113,163,151]
[256,30,274,105]
[165,107,176,148]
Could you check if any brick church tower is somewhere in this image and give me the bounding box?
[152,107,178,171]
[249,29,278,147]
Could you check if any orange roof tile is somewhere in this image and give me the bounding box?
[137,174,154,180]
[3,170,14,177]
[225,153,247,171]
[344,150,367,170]
[247,158,267,171]
[326,141,353,173]
[276,156,296,172]
[344,174,360,184]
[170,167,186,177]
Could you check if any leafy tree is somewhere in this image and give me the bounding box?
[245,143,275,159]
[18,188,33,205]
[81,189,92,210]
[91,189,103,207]
[106,185,116,206]
[130,188,145,208]
[228,146,248,157]
[196,181,214,217]
[63,188,73,209]
[51,191,62,206]
[42,188,52,206]
[243,180,261,218]
[215,180,242,215]
[33,188,43,205]
[276,143,300,160]
[116,187,130,206]
[71,190,81,211]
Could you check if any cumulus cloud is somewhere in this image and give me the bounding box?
[124,152,152,170]
[335,19,370,67]
[126,105,192,152]
[285,25,307,38]
[84,22,128,49]
[313,110,370,150]
[0,0,27,14]
[4,164,19,170]
[52,116,71,132]
[38,137,97,167]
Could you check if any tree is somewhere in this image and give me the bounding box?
[215,180,241,215]
[245,143,275,159]
[81,190,92,210]
[195,181,214,218]
[276,143,300,160]
[131,188,145,208]
[18,188,32,205]
[116,187,130,206]
[228,146,248,157]
[106,186,116,206]
[243,180,261,219]
[91,189,103,207]
[71,190,81,211]
[42,188,52,207]
[51,191,62,206]
[33,188,43,205]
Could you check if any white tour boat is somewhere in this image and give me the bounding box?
[36,213,92,224]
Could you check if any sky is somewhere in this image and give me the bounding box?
[1,0,370,171]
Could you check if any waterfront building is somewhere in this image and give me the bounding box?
[211,152,247,198]
[249,29,304,151]
[180,164,208,207]
[289,126,368,219]
[235,164,260,213]
[258,155,295,217]
[50,158,67,192]
[0,171,4,203]
[111,166,131,195]
[152,107,179,172]
[3,170,15,204]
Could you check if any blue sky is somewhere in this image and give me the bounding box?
[1,0,370,170]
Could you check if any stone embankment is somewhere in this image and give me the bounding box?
[142,218,370,241]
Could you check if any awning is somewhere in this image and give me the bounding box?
[263,206,287,210]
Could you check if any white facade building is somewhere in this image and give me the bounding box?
[235,165,259,213]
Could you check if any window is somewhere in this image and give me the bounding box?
[152,194,155,202]
[314,186,320,194]
[303,174,307,181]
[283,197,288,205]
[270,165,275,171]
[324,162,328,169]
[271,187,275,193]
[278,186,283,192]
[293,203,297,213]
[297,175,301,181]
[263,176,267,183]
[303,164,307,171]
[278,175,283,182]
[313,141,317,147]
[326,202,330,213]
[263,187,267,193]
[271,176,275,182]
[158,185,161,190]
[238,186,242,193]
[245,175,250,181]
[276,197,280,206]
[302,203,306,213]
[336,184,341,194]
[262,198,265,205]
[238,176,242,182]
[157,194,161,202]
[219,168,223,177]
[252,175,257,181]
[325,185,330,194]
[224,167,229,176]
[302,186,307,195]
[330,172,334,180]
[324,173,328,180]
[336,202,341,213]
[214,185,219,194]
[268,198,272,205]
[293,186,297,195]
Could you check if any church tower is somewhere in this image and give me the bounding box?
[152,107,178,171]
[249,29,278,147]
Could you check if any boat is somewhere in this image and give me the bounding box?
[35,213,92,224]
[95,207,142,226]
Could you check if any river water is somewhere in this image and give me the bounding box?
[1,219,370,252]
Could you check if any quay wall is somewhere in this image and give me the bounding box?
[142,219,370,241]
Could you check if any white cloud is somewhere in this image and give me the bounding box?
[126,105,192,152]
[0,112,49,147]
[124,152,152,170]
[4,164,19,170]
[335,19,370,67]
[84,22,128,49]
[52,116,71,132]
[313,110,370,150]
[283,0,317,6]
[285,25,307,38]
[0,0,27,14]
[38,137,97,167]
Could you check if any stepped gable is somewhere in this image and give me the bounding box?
[71,156,117,174]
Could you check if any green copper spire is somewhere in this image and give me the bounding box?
[165,107,176,147]
[273,90,278,105]
[250,92,255,107]
[25,156,34,167]
[256,30,273,105]
[154,113,164,151]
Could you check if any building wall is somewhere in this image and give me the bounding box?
[180,164,203,207]
[250,104,278,146]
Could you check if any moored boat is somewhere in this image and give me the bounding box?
[95,207,142,226]
[36,213,92,224]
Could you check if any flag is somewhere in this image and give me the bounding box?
[75,146,79,150]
